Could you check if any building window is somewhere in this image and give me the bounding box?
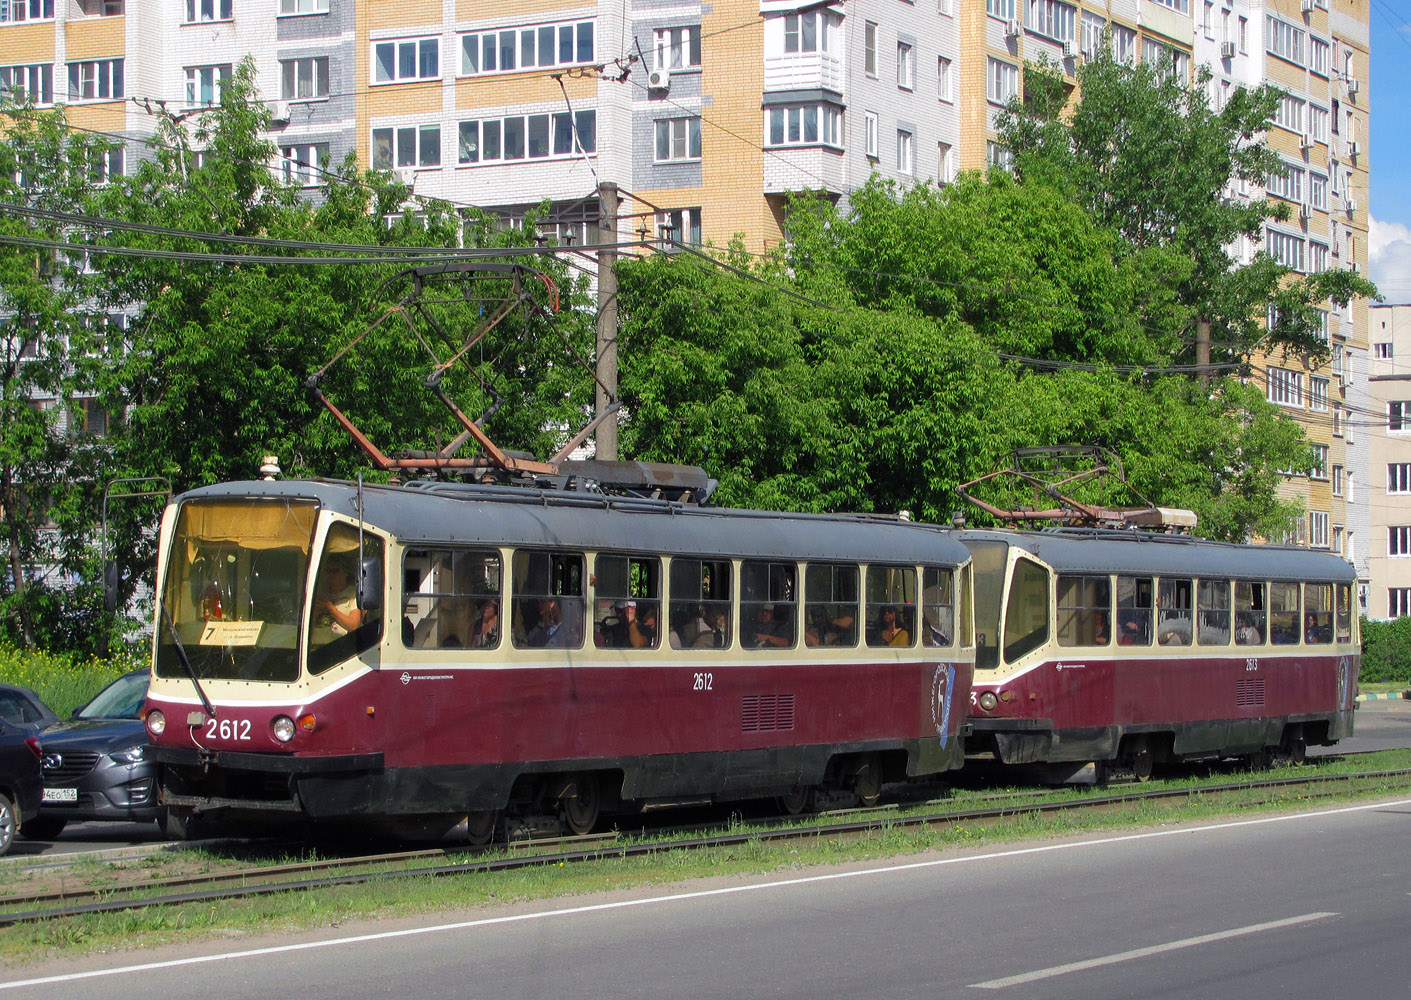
[91,146,123,183]
[1390,464,1411,495]
[0,65,54,106]
[1114,25,1137,63]
[654,25,701,69]
[372,124,441,169]
[1390,526,1411,558]
[987,141,1013,170]
[184,64,231,106]
[657,208,701,246]
[1267,16,1304,65]
[783,10,838,54]
[988,58,1018,104]
[1267,367,1304,407]
[1310,36,1329,75]
[1375,342,1393,359]
[1309,242,1328,272]
[460,21,595,75]
[1390,401,1411,433]
[1148,0,1188,12]
[1309,376,1328,412]
[897,42,914,90]
[1391,589,1411,618]
[1310,511,1330,549]
[938,141,954,183]
[1027,0,1075,41]
[896,129,914,174]
[1266,162,1304,203]
[988,0,1015,17]
[766,104,843,148]
[1267,229,1305,271]
[460,111,598,163]
[864,111,878,158]
[66,59,124,101]
[184,0,230,21]
[281,143,327,186]
[0,0,53,21]
[1275,94,1304,133]
[655,117,701,161]
[1310,172,1328,210]
[280,56,329,101]
[1080,11,1106,55]
[1310,444,1328,480]
[864,22,878,77]
[280,0,329,13]
[1309,104,1329,141]
[937,56,953,102]
[1333,464,1345,496]
[374,37,440,84]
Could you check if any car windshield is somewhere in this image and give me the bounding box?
[79,672,149,720]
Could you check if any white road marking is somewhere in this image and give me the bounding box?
[2,797,1406,991]
[967,912,1339,989]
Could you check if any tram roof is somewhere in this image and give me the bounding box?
[176,480,972,567]
[957,528,1356,583]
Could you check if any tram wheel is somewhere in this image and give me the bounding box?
[1126,739,1154,783]
[777,786,815,815]
[853,754,883,808]
[466,810,499,846]
[1284,737,1307,766]
[1247,748,1272,771]
[561,774,601,835]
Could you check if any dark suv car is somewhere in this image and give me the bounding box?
[24,670,158,839]
[0,716,43,855]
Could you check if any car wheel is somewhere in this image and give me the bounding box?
[20,815,67,840]
[0,792,15,856]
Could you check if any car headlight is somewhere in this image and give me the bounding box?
[271,715,295,743]
[111,745,146,764]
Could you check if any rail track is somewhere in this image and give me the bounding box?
[4,760,1409,927]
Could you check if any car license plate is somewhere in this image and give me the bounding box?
[42,787,78,803]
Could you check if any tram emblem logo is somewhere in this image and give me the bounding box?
[931,664,956,748]
[400,671,412,686]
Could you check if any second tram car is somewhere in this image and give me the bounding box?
[959,528,1358,779]
[143,479,976,839]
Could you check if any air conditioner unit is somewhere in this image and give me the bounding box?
[269,101,290,125]
[1300,0,1315,11]
[1346,77,1359,95]
[1298,202,1311,223]
[646,66,670,90]
[1220,39,1236,58]
[1299,131,1314,150]
[396,168,416,187]
[1346,197,1358,213]
[1004,17,1022,37]
[1351,261,1361,274]
[1347,139,1360,156]
[1061,40,1074,58]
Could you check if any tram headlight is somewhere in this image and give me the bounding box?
[977,692,999,712]
[271,715,296,743]
[146,710,166,736]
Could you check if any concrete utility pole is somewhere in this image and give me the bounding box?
[596,182,619,461]
[1196,316,1211,388]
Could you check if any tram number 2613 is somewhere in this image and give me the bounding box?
[692,672,714,691]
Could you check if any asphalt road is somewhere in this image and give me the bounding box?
[3,793,1409,999]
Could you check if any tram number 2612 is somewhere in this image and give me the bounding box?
[692,672,714,691]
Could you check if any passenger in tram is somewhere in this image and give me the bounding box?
[315,556,364,636]
[805,607,857,647]
[671,605,717,648]
[1116,611,1147,645]
[1092,612,1110,645]
[750,603,793,648]
[629,604,658,648]
[1305,613,1330,643]
[471,599,499,648]
[877,605,910,647]
[1235,612,1262,645]
[528,597,571,647]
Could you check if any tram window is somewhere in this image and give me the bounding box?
[1115,576,1152,646]
[668,557,731,650]
[402,548,501,649]
[1197,579,1231,645]
[741,560,796,649]
[511,550,585,649]
[594,553,662,650]
[1235,580,1266,645]
[1057,574,1110,647]
[803,563,859,647]
[1157,578,1193,646]
[1269,581,1300,645]
[1003,558,1050,662]
[308,524,385,676]
[959,564,975,647]
[1336,583,1352,642]
[866,564,917,648]
[922,567,956,648]
[968,541,1008,669]
[1304,583,1333,644]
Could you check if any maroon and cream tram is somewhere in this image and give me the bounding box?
[959,528,1358,780]
[142,477,976,839]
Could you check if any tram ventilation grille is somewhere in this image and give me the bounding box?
[742,694,795,732]
[1235,677,1266,708]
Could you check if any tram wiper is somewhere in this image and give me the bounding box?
[160,600,217,719]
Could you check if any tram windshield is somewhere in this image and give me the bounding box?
[966,540,1009,670]
[155,499,317,683]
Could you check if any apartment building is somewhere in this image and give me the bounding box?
[1368,304,1411,619]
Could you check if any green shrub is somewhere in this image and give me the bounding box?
[0,644,144,717]
[1360,616,1411,686]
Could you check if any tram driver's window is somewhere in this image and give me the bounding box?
[511,550,585,649]
[1335,583,1352,642]
[1003,558,1050,661]
[1158,578,1193,646]
[402,548,501,649]
[922,566,955,647]
[308,523,385,676]
[593,553,662,650]
[1304,582,1333,644]
[1197,579,1231,645]
[669,557,731,650]
[1115,575,1152,646]
[805,563,859,647]
[1269,581,1300,645]
[866,564,917,648]
[1057,574,1110,647]
[741,560,796,649]
[1235,581,1267,645]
